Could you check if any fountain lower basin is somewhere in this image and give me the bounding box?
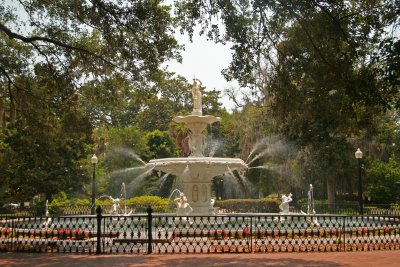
[147,157,247,215]
[148,157,246,178]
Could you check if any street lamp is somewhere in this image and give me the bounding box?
[355,148,363,215]
[91,154,98,215]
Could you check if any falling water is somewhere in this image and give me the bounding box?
[307,184,315,215]
[205,138,223,157]
[120,182,127,214]
[226,166,254,197]
[223,171,245,198]
[237,171,254,194]
[156,173,170,188]
[45,200,49,217]
[126,167,154,194]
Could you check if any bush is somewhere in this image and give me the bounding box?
[215,198,280,213]
[125,196,174,213]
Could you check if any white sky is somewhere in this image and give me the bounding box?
[165,31,238,111]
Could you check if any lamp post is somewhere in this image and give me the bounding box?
[355,148,363,215]
[91,154,98,215]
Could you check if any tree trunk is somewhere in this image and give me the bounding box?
[0,87,4,128]
[327,177,336,210]
[0,99,4,128]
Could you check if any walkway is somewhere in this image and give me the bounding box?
[1,251,399,267]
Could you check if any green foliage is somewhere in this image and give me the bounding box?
[1,0,180,85]
[125,196,174,213]
[146,130,177,160]
[365,157,400,203]
[125,196,172,206]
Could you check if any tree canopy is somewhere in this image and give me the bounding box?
[0,1,399,206]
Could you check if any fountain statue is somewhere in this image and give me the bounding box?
[174,192,193,216]
[109,196,121,215]
[147,78,248,214]
[279,193,292,215]
[42,199,52,228]
[192,78,202,116]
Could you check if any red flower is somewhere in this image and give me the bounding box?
[243,227,250,236]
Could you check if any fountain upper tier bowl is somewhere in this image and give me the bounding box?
[147,157,247,178]
[173,115,221,124]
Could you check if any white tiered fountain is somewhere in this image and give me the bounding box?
[147,78,247,215]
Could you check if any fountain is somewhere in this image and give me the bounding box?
[147,78,248,215]
[301,184,319,226]
[97,182,133,216]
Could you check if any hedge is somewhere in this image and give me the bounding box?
[215,198,280,213]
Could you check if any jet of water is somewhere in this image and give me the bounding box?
[168,188,182,200]
[126,167,155,194]
[110,146,146,165]
[246,137,271,163]
[108,166,146,177]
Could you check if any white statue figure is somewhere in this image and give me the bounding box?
[279,193,293,215]
[174,192,193,216]
[192,78,202,115]
[210,198,215,208]
[209,198,217,215]
[109,196,121,214]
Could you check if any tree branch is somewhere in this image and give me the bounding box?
[0,22,118,69]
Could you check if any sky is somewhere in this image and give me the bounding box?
[165,31,238,111]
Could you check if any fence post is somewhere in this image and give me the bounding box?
[96,206,102,254]
[342,216,346,252]
[250,216,253,253]
[10,217,14,252]
[147,206,153,254]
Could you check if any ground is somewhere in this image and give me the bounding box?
[0,251,399,267]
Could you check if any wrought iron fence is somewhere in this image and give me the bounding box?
[1,203,399,217]
[291,203,400,216]
[1,207,399,254]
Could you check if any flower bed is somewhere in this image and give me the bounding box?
[167,226,400,241]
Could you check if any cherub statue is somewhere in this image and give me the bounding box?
[174,192,193,215]
[109,196,121,214]
[279,193,293,214]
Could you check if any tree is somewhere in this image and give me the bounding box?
[175,0,400,205]
[1,0,179,86]
[0,70,93,202]
[0,1,180,202]
[365,157,400,203]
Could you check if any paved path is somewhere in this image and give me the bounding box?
[1,251,399,267]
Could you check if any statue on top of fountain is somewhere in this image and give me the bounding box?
[174,192,193,216]
[192,78,202,116]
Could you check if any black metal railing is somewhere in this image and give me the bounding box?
[1,208,399,254]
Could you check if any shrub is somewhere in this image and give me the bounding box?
[125,196,174,213]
